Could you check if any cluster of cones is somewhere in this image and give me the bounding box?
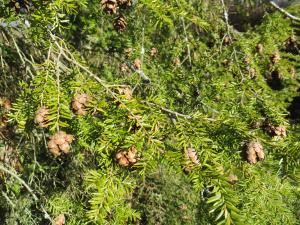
[101,0,132,14]
[115,147,139,167]
[47,131,74,156]
[72,93,91,116]
[264,123,286,139]
[244,140,265,164]
[101,0,132,31]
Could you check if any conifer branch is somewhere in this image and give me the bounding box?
[141,100,192,119]
[270,1,300,22]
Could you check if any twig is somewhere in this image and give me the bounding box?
[0,164,38,201]
[1,190,15,207]
[126,62,151,83]
[50,34,138,117]
[142,100,192,119]
[220,0,232,39]
[181,17,192,67]
[0,163,53,222]
[269,1,300,22]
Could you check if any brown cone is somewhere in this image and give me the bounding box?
[48,131,74,156]
[35,106,49,128]
[270,52,280,64]
[115,147,138,167]
[101,0,118,14]
[133,59,142,70]
[72,93,90,116]
[114,16,127,31]
[150,48,158,57]
[186,147,200,165]
[117,0,132,7]
[54,214,66,225]
[244,140,264,164]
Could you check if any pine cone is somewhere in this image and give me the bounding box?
[114,16,127,31]
[285,36,297,52]
[120,63,130,73]
[133,59,142,70]
[244,140,264,164]
[115,147,139,167]
[35,106,49,128]
[48,131,74,156]
[223,36,232,46]
[270,52,280,64]
[124,48,133,56]
[54,214,66,225]
[150,47,158,57]
[244,56,251,65]
[118,87,132,100]
[186,147,200,165]
[101,0,118,14]
[72,93,91,116]
[117,0,132,7]
[0,97,12,110]
[228,174,238,185]
[172,57,181,67]
[8,0,30,14]
[264,123,286,139]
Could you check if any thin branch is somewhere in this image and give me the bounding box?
[220,0,232,39]
[142,100,192,119]
[126,62,151,83]
[0,164,38,201]
[270,1,300,22]
[181,17,192,67]
[0,163,53,222]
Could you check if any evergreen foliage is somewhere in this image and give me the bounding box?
[0,0,299,224]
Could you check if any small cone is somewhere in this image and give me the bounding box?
[117,0,132,7]
[244,140,264,164]
[186,147,200,165]
[228,174,238,184]
[150,48,158,57]
[172,57,181,67]
[114,16,127,31]
[72,93,90,116]
[115,147,139,167]
[133,59,141,70]
[270,52,280,64]
[35,106,50,128]
[48,131,74,156]
[101,0,118,14]
[54,214,66,225]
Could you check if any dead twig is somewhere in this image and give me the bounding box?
[270,1,300,22]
